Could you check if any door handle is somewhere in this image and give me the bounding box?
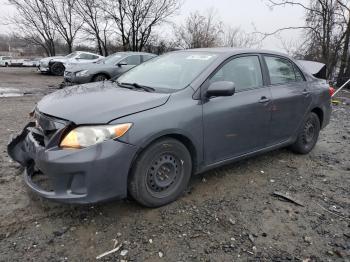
[302,89,310,96]
[259,96,270,103]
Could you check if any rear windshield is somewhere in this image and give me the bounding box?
[117,52,218,91]
[65,52,78,58]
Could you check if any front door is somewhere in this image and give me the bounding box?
[203,55,272,165]
[114,55,141,77]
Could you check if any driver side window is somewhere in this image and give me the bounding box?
[210,56,263,92]
[120,55,141,66]
[77,53,97,60]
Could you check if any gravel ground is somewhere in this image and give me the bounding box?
[0,67,349,262]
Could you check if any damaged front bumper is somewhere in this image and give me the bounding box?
[7,122,138,204]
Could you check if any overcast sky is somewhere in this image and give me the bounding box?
[0,0,307,51]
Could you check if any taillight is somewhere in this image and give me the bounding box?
[329,86,335,97]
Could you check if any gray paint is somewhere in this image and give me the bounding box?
[8,48,332,204]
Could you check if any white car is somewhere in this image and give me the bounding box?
[22,58,41,67]
[0,56,12,67]
[10,58,25,67]
[39,51,104,76]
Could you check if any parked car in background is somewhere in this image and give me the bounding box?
[0,56,25,67]
[23,58,41,67]
[64,52,156,84]
[7,48,332,207]
[10,58,25,67]
[39,51,104,76]
[0,56,12,67]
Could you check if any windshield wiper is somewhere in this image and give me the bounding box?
[118,82,155,92]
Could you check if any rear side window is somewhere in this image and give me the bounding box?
[210,56,263,91]
[294,66,305,81]
[78,53,98,60]
[264,56,301,84]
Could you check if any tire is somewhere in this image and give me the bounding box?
[290,112,320,154]
[5,62,8,67]
[128,138,192,207]
[93,74,108,82]
[50,62,65,76]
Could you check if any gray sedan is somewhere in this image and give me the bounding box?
[8,48,331,207]
[64,52,156,84]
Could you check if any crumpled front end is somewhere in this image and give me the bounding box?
[7,111,138,204]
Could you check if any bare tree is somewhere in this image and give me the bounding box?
[103,0,180,51]
[259,0,349,79]
[335,0,350,85]
[45,0,83,53]
[221,26,261,48]
[175,10,223,49]
[74,0,111,56]
[7,0,58,56]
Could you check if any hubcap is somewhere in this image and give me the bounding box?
[303,119,316,144]
[146,154,181,196]
[53,65,63,75]
[96,76,106,81]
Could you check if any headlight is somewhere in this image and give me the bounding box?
[60,123,132,149]
[76,70,89,77]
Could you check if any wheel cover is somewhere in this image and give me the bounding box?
[52,64,63,75]
[146,153,181,197]
[95,75,106,81]
[303,118,316,144]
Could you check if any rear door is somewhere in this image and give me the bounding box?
[263,55,312,143]
[203,55,272,165]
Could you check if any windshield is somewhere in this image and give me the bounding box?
[117,52,218,90]
[65,52,78,58]
[98,53,124,64]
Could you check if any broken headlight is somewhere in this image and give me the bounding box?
[60,123,132,149]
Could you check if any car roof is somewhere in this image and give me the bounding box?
[113,51,156,56]
[178,47,290,57]
[75,51,103,56]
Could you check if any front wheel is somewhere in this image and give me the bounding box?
[93,74,108,82]
[290,112,320,154]
[128,138,192,207]
[51,62,65,76]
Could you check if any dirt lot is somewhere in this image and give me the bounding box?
[0,67,349,262]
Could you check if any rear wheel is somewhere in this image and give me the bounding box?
[290,112,320,154]
[128,138,192,207]
[93,74,108,82]
[5,62,8,67]
[51,62,65,76]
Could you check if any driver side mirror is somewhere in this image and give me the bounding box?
[117,61,127,67]
[206,81,235,98]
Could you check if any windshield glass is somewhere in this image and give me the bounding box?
[98,53,124,64]
[117,52,218,90]
[65,52,78,58]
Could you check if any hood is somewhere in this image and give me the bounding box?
[52,57,72,63]
[40,56,64,63]
[37,81,170,124]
